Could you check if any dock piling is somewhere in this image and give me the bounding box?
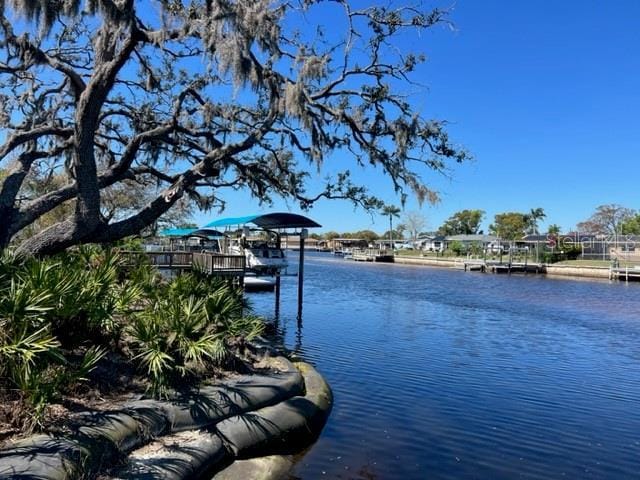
[275,273,281,318]
[297,229,307,323]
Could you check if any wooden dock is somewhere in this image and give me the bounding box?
[488,262,543,274]
[610,266,640,282]
[453,259,544,274]
[124,250,246,277]
[352,248,394,263]
[192,252,246,276]
[454,260,487,272]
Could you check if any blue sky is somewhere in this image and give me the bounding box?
[193,0,640,234]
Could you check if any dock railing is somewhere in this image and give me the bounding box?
[351,247,394,262]
[124,250,194,268]
[192,252,246,276]
[121,250,245,277]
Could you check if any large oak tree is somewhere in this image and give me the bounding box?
[0,0,467,255]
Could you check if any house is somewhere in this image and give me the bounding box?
[416,235,446,252]
[444,234,498,252]
[520,233,640,260]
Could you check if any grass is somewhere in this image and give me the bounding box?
[555,259,638,268]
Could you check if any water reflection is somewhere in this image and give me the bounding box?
[249,253,640,480]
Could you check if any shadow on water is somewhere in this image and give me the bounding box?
[249,252,640,480]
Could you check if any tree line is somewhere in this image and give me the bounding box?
[311,203,640,242]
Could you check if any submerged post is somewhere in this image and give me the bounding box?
[297,228,308,322]
[275,232,282,318]
[275,273,281,318]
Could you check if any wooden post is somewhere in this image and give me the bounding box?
[297,228,307,323]
[626,267,629,283]
[275,273,281,318]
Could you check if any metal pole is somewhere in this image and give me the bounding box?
[297,228,307,323]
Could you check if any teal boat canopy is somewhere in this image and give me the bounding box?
[159,228,225,238]
[203,212,321,229]
[159,228,197,237]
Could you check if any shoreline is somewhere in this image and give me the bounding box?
[389,256,616,281]
[0,345,332,480]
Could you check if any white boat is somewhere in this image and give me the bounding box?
[243,275,277,291]
[228,239,288,275]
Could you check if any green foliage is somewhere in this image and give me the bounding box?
[0,250,114,429]
[130,273,263,396]
[621,214,640,235]
[547,224,562,235]
[489,212,529,240]
[116,236,145,251]
[12,247,143,348]
[0,246,264,426]
[439,209,485,235]
[540,244,582,263]
[342,230,379,243]
[526,208,546,234]
[381,205,401,219]
[448,240,465,256]
[468,241,484,256]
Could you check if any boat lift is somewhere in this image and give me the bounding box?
[202,213,322,320]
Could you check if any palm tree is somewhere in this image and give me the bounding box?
[527,208,546,234]
[547,224,561,236]
[381,204,401,249]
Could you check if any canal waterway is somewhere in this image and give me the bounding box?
[249,253,640,479]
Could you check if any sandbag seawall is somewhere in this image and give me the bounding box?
[0,356,332,480]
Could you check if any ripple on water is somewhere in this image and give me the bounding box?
[249,253,640,480]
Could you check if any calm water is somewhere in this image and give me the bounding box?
[249,253,640,480]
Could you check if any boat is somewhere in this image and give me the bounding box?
[227,233,288,275]
[243,275,277,292]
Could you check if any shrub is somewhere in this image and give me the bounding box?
[0,254,107,430]
[1,246,265,424]
[448,240,465,256]
[130,275,263,396]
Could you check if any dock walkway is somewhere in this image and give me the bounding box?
[453,259,544,274]
[351,248,394,263]
[124,250,246,277]
[610,266,640,281]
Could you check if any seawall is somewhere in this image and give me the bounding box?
[392,256,615,281]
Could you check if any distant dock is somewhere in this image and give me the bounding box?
[610,266,640,282]
[453,259,544,274]
[351,248,394,263]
